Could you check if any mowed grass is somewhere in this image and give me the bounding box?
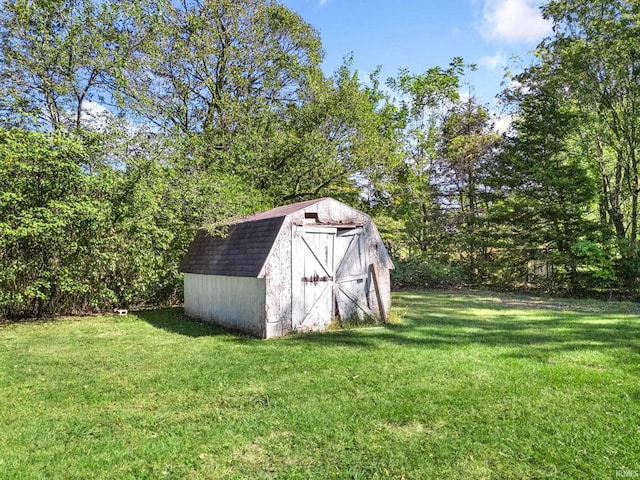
[1,291,640,479]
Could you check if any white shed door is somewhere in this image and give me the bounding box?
[334,228,372,322]
[292,227,336,331]
[292,226,372,331]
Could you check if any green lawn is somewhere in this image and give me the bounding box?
[1,291,639,479]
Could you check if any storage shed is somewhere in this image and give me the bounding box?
[180,197,393,338]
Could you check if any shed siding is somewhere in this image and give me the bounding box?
[263,217,294,338]
[184,273,266,337]
[366,223,393,320]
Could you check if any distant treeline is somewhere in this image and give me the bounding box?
[1,0,638,317]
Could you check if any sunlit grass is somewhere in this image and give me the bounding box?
[1,291,639,479]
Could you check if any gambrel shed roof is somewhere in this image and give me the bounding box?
[180,198,327,277]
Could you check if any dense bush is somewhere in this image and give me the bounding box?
[391,257,464,289]
[0,129,194,317]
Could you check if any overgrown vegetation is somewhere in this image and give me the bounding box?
[1,0,640,318]
[1,291,639,478]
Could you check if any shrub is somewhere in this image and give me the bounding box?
[391,257,464,289]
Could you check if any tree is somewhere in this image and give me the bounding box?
[383,58,501,277]
[240,60,401,204]
[439,99,500,278]
[121,0,322,137]
[493,64,600,291]
[0,0,141,131]
[384,59,466,259]
[502,0,640,291]
[531,0,640,290]
[0,0,405,317]
[0,0,274,316]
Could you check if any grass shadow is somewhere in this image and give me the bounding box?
[135,308,236,338]
[282,327,383,348]
[135,293,640,370]
[287,291,640,367]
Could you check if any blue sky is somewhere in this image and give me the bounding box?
[279,0,552,109]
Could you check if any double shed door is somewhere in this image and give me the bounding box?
[292,226,374,331]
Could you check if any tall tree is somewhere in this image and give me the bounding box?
[122,0,322,137]
[384,58,501,274]
[533,0,640,289]
[0,0,406,317]
[439,99,500,278]
[493,64,600,290]
[244,61,401,203]
[0,0,143,131]
[384,58,466,258]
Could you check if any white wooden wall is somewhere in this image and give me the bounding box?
[262,218,294,338]
[183,273,266,337]
[366,223,393,320]
[263,201,393,336]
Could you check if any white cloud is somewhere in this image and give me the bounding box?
[481,0,552,43]
[492,112,513,134]
[459,89,472,104]
[80,101,113,132]
[508,78,531,95]
[479,52,507,70]
[78,100,143,137]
